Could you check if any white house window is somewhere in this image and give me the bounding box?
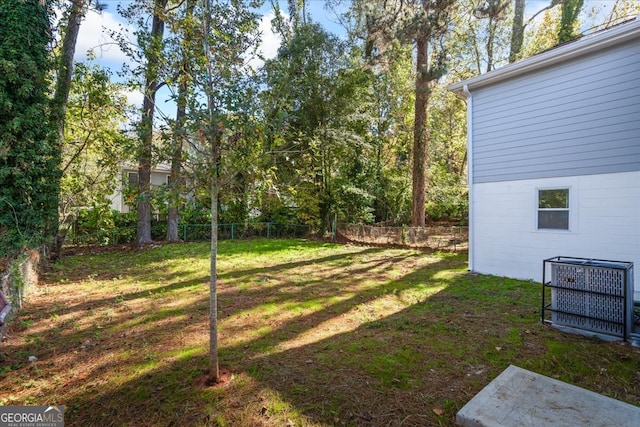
[537,188,569,230]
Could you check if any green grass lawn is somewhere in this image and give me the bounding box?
[1,239,639,426]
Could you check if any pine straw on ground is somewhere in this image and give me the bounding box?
[0,239,639,426]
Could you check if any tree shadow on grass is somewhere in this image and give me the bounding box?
[4,243,391,366]
[13,267,540,426]
[39,243,389,321]
[216,267,637,426]
[46,239,333,296]
[4,243,632,427]
[239,277,543,426]
[2,247,469,426]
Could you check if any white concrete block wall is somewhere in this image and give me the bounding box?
[472,171,640,299]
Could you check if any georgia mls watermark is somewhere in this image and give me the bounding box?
[0,406,64,427]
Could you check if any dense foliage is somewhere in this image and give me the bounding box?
[60,64,133,229]
[3,0,639,256]
[0,1,58,257]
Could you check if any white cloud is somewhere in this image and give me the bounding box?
[125,89,144,109]
[247,10,286,71]
[75,8,132,64]
[75,6,286,73]
[258,10,284,60]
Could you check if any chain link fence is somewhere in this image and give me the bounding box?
[65,222,312,247]
[65,221,467,252]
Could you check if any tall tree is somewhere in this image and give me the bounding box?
[193,0,261,383]
[353,0,455,226]
[165,0,195,242]
[136,0,168,245]
[511,0,563,61]
[51,0,90,143]
[50,0,105,258]
[425,84,468,221]
[409,1,455,226]
[262,18,390,228]
[368,46,415,225]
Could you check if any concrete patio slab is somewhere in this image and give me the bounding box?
[456,365,640,427]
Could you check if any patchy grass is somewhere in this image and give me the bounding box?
[1,239,639,426]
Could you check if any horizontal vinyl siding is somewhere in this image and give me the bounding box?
[471,41,640,183]
[472,172,640,298]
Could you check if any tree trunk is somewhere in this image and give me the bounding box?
[52,0,84,142]
[411,37,430,227]
[206,112,222,383]
[137,145,153,245]
[209,179,219,382]
[558,0,584,43]
[166,1,191,242]
[486,18,494,72]
[166,208,179,241]
[203,0,220,382]
[166,105,184,242]
[509,0,525,63]
[137,0,167,246]
[50,0,87,260]
[207,121,223,382]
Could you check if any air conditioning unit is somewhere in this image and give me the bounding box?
[542,257,634,341]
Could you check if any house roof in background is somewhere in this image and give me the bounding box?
[449,16,640,96]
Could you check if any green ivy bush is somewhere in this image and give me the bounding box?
[0,2,58,256]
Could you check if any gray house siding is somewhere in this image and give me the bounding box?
[471,40,640,183]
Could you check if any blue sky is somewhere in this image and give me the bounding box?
[73,0,628,110]
[74,0,346,109]
[74,1,346,68]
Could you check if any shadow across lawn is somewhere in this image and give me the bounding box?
[1,240,639,426]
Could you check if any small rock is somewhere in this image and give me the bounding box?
[361,412,373,421]
[28,355,37,362]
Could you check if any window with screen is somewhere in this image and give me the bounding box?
[538,188,569,230]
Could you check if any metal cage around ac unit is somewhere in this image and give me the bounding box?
[542,257,634,341]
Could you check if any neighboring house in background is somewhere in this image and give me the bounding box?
[110,162,172,215]
[449,17,640,300]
